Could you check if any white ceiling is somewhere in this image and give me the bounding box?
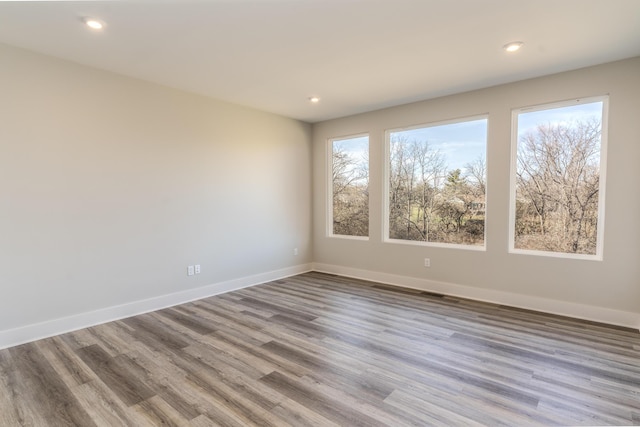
[1,1,639,123]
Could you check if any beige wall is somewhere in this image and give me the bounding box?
[0,43,312,332]
[1,41,637,339]
[313,57,640,319]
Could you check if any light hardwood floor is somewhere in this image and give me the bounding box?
[1,272,639,426]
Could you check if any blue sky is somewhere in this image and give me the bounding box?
[333,135,369,170]
[517,100,603,138]
[333,135,368,156]
[391,118,487,173]
[334,100,603,176]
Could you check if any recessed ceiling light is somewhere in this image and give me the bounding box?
[308,96,320,104]
[83,18,104,30]
[503,41,524,53]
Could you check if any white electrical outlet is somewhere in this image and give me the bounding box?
[293,248,299,256]
[424,258,431,268]
[187,265,195,276]
[195,264,201,274]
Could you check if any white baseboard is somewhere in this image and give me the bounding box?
[0,264,312,350]
[312,262,640,331]
[2,261,636,350]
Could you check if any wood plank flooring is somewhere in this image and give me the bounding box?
[1,272,639,426]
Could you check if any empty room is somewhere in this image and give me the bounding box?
[1,1,639,425]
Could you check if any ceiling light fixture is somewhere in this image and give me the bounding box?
[308,96,320,104]
[503,41,524,53]
[83,18,104,30]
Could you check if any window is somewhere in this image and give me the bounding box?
[510,97,608,259]
[385,117,488,248]
[329,135,369,238]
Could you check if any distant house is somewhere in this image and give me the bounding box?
[468,198,485,212]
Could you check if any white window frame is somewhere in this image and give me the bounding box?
[383,114,489,251]
[327,133,370,240]
[508,96,609,260]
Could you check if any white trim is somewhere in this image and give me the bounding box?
[328,234,369,242]
[326,135,333,237]
[312,262,640,331]
[385,238,485,251]
[327,133,370,238]
[508,95,608,260]
[596,96,609,257]
[508,247,602,261]
[382,128,392,241]
[0,264,312,350]
[383,115,489,249]
[386,113,490,134]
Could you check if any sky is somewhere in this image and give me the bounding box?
[333,135,368,159]
[391,118,487,173]
[333,99,604,177]
[517,100,603,137]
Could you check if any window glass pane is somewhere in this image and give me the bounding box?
[331,135,369,237]
[513,100,605,256]
[388,118,487,246]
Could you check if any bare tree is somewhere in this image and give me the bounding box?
[389,137,412,239]
[414,141,447,241]
[464,155,486,197]
[389,138,445,240]
[332,147,369,236]
[438,169,470,234]
[515,119,601,254]
[388,137,486,245]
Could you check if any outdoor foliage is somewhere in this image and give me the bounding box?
[514,119,602,255]
[388,137,486,245]
[330,105,603,255]
[332,145,368,237]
